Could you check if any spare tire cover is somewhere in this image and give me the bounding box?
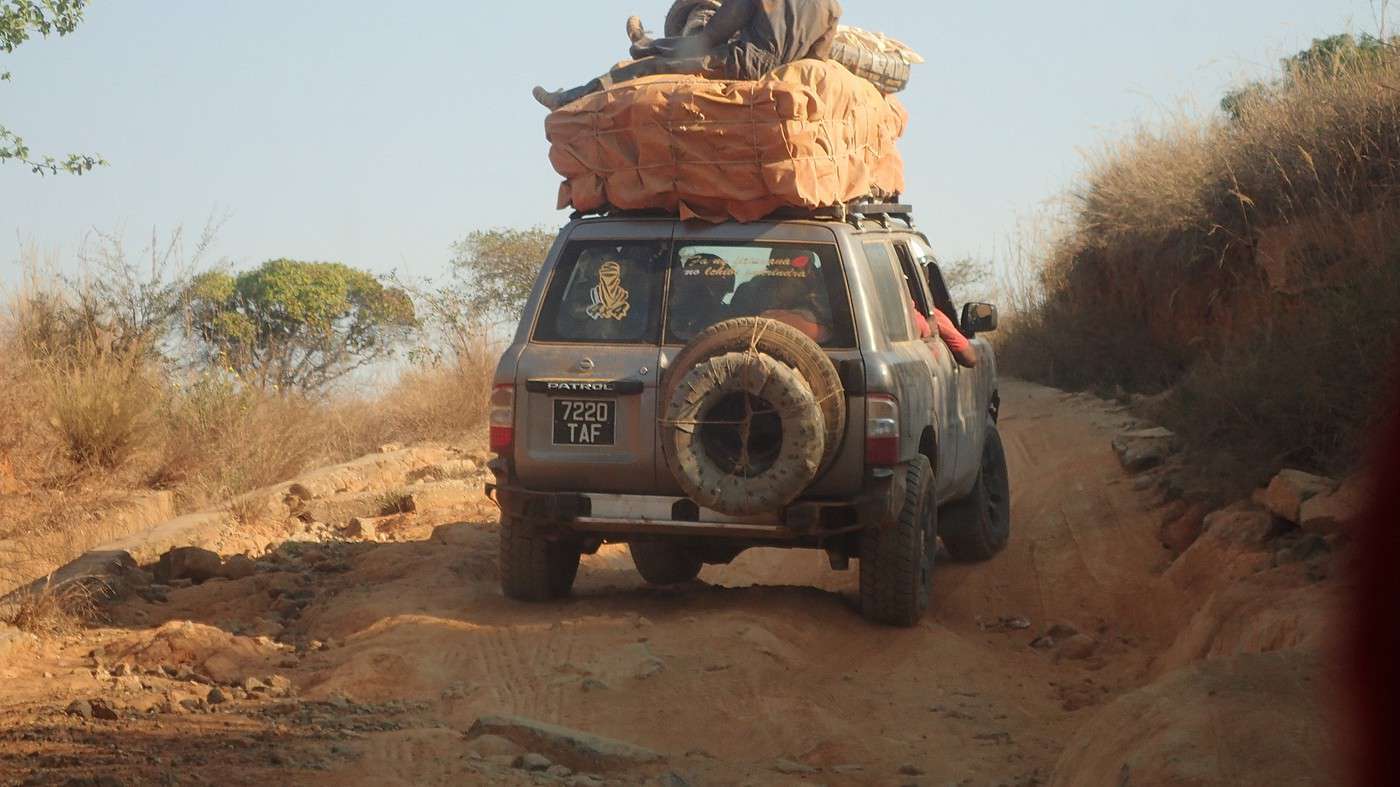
[666,318,847,475]
[662,350,824,516]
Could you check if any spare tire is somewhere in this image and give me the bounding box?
[666,318,846,474]
[664,0,721,37]
[830,40,912,95]
[662,350,823,515]
[661,319,845,516]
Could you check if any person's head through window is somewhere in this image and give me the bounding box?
[670,252,736,340]
[755,250,830,343]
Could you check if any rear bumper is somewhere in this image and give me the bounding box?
[486,461,900,542]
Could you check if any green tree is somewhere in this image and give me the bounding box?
[184,260,417,393]
[448,227,555,323]
[1222,33,1394,121]
[1,0,104,175]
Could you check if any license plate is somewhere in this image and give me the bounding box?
[553,399,616,446]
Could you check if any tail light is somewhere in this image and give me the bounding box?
[489,384,515,454]
[865,394,900,466]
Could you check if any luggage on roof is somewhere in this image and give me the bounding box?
[545,59,908,223]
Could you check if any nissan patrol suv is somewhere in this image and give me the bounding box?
[486,203,1010,626]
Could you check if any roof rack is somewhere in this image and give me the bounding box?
[570,197,915,228]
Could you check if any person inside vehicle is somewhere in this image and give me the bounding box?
[533,0,842,110]
[910,303,978,368]
[669,252,737,340]
[730,251,831,343]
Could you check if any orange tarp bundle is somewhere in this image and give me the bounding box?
[546,59,909,223]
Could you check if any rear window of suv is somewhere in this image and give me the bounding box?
[664,243,854,347]
[533,239,854,347]
[533,241,669,344]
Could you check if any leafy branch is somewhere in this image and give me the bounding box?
[1,0,104,175]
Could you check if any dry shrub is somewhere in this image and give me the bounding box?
[998,43,1400,481]
[2,581,100,636]
[43,349,159,471]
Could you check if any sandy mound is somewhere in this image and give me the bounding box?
[101,620,287,684]
[1051,650,1337,787]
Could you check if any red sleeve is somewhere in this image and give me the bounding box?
[934,309,970,355]
[910,305,932,339]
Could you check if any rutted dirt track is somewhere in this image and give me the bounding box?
[0,380,1339,786]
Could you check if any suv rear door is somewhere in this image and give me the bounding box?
[512,220,674,493]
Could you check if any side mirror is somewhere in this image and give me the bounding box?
[961,302,998,335]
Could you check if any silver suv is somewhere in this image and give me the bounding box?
[486,204,1009,626]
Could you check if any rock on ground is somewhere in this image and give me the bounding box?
[1256,470,1335,525]
[1050,650,1336,787]
[1298,476,1367,536]
[466,715,664,772]
[1111,427,1177,473]
[154,547,225,584]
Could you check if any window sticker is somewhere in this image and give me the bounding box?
[586,260,631,321]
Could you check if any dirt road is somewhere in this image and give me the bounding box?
[0,380,1332,785]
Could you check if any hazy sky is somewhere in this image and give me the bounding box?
[0,1,1386,283]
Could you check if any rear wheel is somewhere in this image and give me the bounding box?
[630,541,704,585]
[859,456,936,627]
[499,516,581,601]
[940,425,1012,562]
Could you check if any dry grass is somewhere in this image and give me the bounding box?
[0,269,498,632]
[997,42,1400,483]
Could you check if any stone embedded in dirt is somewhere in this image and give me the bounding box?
[66,699,93,719]
[774,758,818,774]
[90,699,120,721]
[154,546,226,584]
[243,676,267,693]
[466,715,665,772]
[465,734,525,759]
[1046,622,1079,640]
[545,764,574,779]
[1255,469,1335,524]
[1298,476,1366,536]
[1159,503,1210,554]
[979,616,1032,633]
[207,687,229,705]
[568,776,605,787]
[898,764,925,776]
[266,675,293,695]
[580,678,610,692]
[1030,635,1056,649]
[515,752,552,771]
[115,675,143,693]
[1056,634,1099,661]
[221,555,257,581]
[1111,427,1177,473]
[406,480,475,513]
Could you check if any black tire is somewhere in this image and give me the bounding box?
[939,425,1012,562]
[830,40,912,95]
[499,516,581,602]
[859,456,936,627]
[665,317,846,475]
[629,541,704,585]
[664,0,721,37]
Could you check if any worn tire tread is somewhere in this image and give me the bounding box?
[859,456,934,627]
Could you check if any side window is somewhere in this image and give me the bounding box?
[862,242,913,343]
[907,237,958,319]
[892,242,932,317]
